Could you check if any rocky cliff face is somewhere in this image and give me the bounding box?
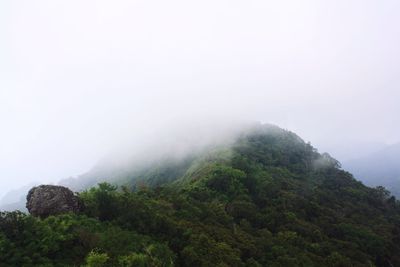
[26,185,82,218]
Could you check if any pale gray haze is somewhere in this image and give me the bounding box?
[1,0,400,199]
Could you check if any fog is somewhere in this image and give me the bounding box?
[1,0,400,199]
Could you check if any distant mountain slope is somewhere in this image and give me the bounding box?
[343,143,400,197]
[0,184,35,212]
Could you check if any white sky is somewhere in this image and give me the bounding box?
[1,0,400,197]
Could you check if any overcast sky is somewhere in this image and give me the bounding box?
[1,0,400,197]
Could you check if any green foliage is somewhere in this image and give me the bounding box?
[1,124,400,266]
[119,253,149,267]
[79,183,120,221]
[85,250,109,267]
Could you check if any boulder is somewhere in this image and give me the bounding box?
[26,185,82,218]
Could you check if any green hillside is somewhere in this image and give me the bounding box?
[1,124,399,266]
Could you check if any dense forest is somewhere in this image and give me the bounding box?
[1,124,400,266]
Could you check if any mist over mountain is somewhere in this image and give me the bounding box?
[320,141,388,163]
[0,120,253,210]
[2,0,400,199]
[343,143,400,198]
[1,1,400,265]
[59,120,253,192]
[0,184,34,212]
[1,123,399,266]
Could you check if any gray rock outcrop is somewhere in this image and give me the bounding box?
[26,185,82,218]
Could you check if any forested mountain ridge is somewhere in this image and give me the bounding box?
[1,124,400,266]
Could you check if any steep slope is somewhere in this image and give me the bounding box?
[1,124,399,266]
[343,143,400,198]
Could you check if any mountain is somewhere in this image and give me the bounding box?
[343,143,400,198]
[1,123,399,266]
[319,141,387,163]
[0,184,35,212]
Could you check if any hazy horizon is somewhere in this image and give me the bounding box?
[1,0,400,198]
